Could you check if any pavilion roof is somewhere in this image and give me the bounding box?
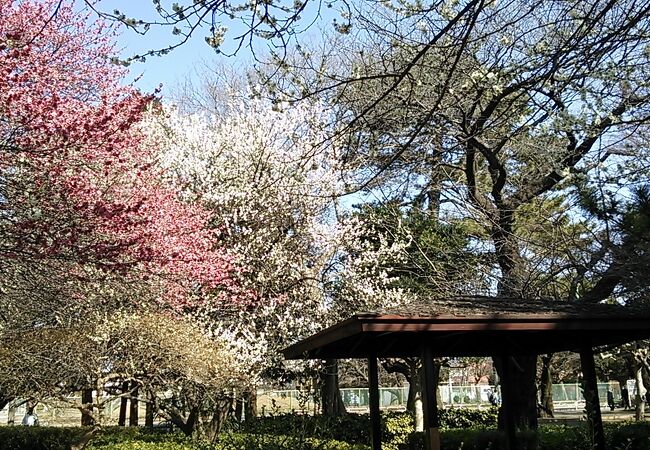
[282,296,650,360]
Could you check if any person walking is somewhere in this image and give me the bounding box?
[621,386,630,409]
[607,389,616,411]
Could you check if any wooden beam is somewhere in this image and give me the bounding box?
[368,355,382,450]
[579,346,606,450]
[421,346,440,450]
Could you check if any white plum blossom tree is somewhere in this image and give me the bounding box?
[149,91,426,417]
[150,96,344,386]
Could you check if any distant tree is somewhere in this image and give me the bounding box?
[0,311,251,442]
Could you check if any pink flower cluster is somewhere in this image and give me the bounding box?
[0,0,248,308]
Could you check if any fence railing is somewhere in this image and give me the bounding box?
[257,382,623,413]
[0,382,626,425]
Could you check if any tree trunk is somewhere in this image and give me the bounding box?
[202,397,234,443]
[166,406,199,436]
[70,425,101,450]
[118,382,128,426]
[7,401,16,425]
[494,355,538,431]
[383,357,426,429]
[492,215,539,431]
[634,363,646,421]
[641,365,650,407]
[129,383,139,427]
[234,397,244,422]
[403,359,420,412]
[145,392,154,428]
[320,359,347,416]
[410,360,424,431]
[0,393,10,413]
[244,389,257,419]
[414,358,443,432]
[81,389,95,426]
[6,398,28,425]
[539,354,555,418]
[414,397,424,432]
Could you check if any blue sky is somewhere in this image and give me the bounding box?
[96,1,227,95]
[95,1,333,97]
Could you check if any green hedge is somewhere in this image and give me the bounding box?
[88,434,366,450]
[438,407,498,429]
[0,426,87,450]
[0,427,188,450]
[0,427,368,450]
[1,418,648,450]
[238,407,498,447]
[402,422,650,450]
[215,433,368,450]
[0,408,494,450]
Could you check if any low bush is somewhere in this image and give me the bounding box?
[91,432,367,450]
[237,413,370,444]
[0,427,186,450]
[0,427,369,450]
[402,422,650,450]
[238,407,498,448]
[1,417,647,450]
[0,426,87,450]
[605,421,650,450]
[439,407,498,429]
[404,429,537,450]
[216,433,368,450]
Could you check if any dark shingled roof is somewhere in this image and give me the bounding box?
[283,296,650,360]
[362,295,645,318]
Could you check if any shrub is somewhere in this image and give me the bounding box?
[439,407,498,429]
[0,427,187,450]
[215,433,368,450]
[87,427,189,448]
[89,443,201,450]
[1,418,647,450]
[402,422,650,450]
[0,426,87,450]
[605,421,650,450]
[239,407,497,448]
[238,412,370,444]
[0,426,368,450]
[403,429,537,450]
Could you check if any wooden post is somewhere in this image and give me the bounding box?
[579,346,606,450]
[368,355,382,450]
[421,346,440,450]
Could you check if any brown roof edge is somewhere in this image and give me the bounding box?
[281,311,650,360]
[357,311,645,322]
[282,315,364,359]
[361,296,650,317]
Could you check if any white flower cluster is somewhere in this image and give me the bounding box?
[332,215,417,315]
[148,96,345,379]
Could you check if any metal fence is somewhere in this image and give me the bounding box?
[257,382,623,414]
[0,382,626,425]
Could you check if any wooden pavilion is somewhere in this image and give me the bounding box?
[282,296,650,450]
